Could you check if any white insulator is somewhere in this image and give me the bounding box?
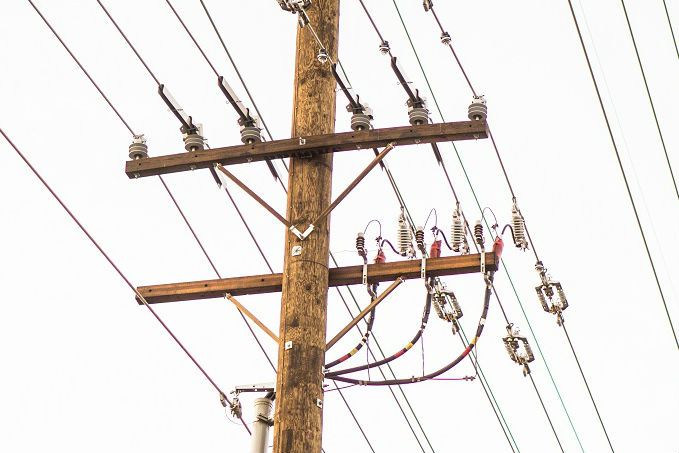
[128,135,148,160]
[317,48,329,64]
[535,287,550,312]
[449,293,462,318]
[450,209,465,252]
[555,283,568,310]
[467,95,487,121]
[432,297,446,320]
[351,113,372,131]
[397,213,412,255]
[511,203,528,250]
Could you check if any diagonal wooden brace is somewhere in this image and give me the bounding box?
[325,277,403,351]
[225,293,279,344]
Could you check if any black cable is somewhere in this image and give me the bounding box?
[95,0,160,85]
[528,372,565,453]
[329,273,493,386]
[331,381,377,453]
[661,0,679,59]
[456,334,517,453]
[1,128,252,435]
[329,255,431,453]
[165,0,218,76]
[562,320,615,451]
[26,0,136,137]
[327,288,432,376]
[325,308,376,369]
[618,0,678,200]
[565,0,679,351]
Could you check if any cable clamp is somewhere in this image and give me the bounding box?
[421,258,427,280]
[480,251,486,274]
[362,262,368,285]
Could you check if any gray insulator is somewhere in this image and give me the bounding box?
[351,113,372,131]
[467,96,487,121]
[183,133,205,152]
[408,107,429,126]
[128,140,148,160]
[240,126,262,144]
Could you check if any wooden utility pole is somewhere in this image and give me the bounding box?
[273,1,339,451]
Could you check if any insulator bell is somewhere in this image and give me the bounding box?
[450,209,465,252]
[467,95,487,121]
[511,202,528,250]
[407,97,429,126]
[474,220,484,248]
[183,132,205,152]
[415,226,425,254]
[356,233,366,258]
[351,113,372,131]
[128,135,148,160]
[397,213,412,255]
[379,40,390,55]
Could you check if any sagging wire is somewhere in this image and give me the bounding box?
[327,281,433,376]
[1,128,252,435]
[328,271,495,386]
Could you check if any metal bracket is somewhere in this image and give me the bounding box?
[480,251,486,274]
[290,225,304,240]
[420,258,427,279]
[291,245,302,256]
[362,263,368,285]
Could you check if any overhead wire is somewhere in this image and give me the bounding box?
[661,0,679,59]
[564,0,679,353]
[353,1,567,447]
[27,0,280,378]
[528,372,565,453]
[0,127,252,436]
[618,0,678,200]
[387,2,593,449]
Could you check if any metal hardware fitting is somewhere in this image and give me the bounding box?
[284,341,293,350]
[291,245,302,256]
[362,263,368,285]
[315,398,323,408]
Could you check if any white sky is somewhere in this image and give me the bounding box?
[1,1,677,452]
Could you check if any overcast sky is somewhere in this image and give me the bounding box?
[1,0,677,452]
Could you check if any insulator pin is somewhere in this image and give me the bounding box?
[407,102,429,126]
[356,233,367,258]
[468,95,487,121]
[183,125,205,152]
[474,221,484,249]
[415,226,425,254]
[128,135,148,160]
[351,113,372,131]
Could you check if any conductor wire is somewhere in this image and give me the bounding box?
[0,128,251,436]
[26,0,135,137]
[95,0,161,86]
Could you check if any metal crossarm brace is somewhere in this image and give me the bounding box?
[135,253,498,304]
[125,120,488,178]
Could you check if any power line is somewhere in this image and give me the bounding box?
[25,0,280,379]
[564,0,679,351]
[661,0,679,59]
[618,0,678,200]
[26,0,136,137]
[0,127,252,436]
[528,373,565,453]
[561,321,615,451]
